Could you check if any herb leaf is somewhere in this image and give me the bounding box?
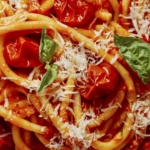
[38,27,58,92]
[114,34,150,84]
[38,64,58,93]
[39,27,58,63]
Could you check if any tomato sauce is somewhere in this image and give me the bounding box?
[0,118,14,150]
[137,126,150,150]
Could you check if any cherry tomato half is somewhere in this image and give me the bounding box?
[54,0,94,27]
[80,62,119,100]
[3,36,42,68]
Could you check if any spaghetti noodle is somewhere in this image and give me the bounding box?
[0,0,149,149]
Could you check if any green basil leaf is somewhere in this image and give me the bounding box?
[114,34,150,84]
[38,64,58,93]
[40,27,58,63]
[38,27,58,93]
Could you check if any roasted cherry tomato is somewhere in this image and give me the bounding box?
[54,0,94,27]
[80,62,119,100]
[3,36,42,68]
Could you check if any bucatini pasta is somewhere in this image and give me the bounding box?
[0,0,149,150]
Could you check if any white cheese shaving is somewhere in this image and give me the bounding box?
[3,90,9,108]
[130,92,150,137]
[60,111,97,150]
[53,104,60,117]
[0,11,27,25]
[28,66,41,80]
[93,25,114,56]
[21,79,40,92]
[54,40,89,80]
[46,136,65,149]
[125,0,150,40]
[46,109,99,150]
[0,132,11,138]
[8,0,23,9]
[110,53,119,64]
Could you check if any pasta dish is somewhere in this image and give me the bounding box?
[0,0,149,149]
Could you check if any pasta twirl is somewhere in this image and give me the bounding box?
[0,0,149,150]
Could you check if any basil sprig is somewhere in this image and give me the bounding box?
[39,28,58,63]
[114,34,150,84]
[38,27,58,93]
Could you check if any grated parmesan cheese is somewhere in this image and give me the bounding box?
[21,79,40,92]
[124,0,150,40]
[0,132,11,138]
[0,11,27,25]
[50,111,97,150]
[3,90,9,108]
[129,92,150,137]
[110,53,119,64]
[8,0,23,9]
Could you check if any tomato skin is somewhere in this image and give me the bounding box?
[80,62,119,100]
[3,37,42,68]
[54,0,94,27]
